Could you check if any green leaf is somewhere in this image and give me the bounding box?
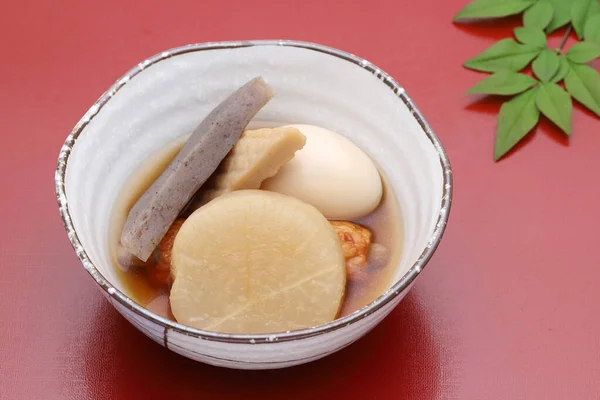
[524,1,554,29]
[494,88,540,160]
[467,71,538,95]
[550,54,570,82]
[564,62,600,116]
[566,41,600,63]
[571,0,600,39]
[463,39,542,72]
[454,0,536,21]
[532,49,561,81]
[584,14,600,43]
[536,82,573,134]
[546,0,572,32]
[514,27,547,47]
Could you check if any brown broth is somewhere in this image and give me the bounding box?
[110,135,403,323]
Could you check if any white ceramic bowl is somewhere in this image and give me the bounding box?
[55,40,452,370]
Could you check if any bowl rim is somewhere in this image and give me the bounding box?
[55,40,453,345]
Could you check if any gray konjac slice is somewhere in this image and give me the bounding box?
[121,77,275,261]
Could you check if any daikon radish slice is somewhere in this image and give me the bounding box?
[170,190,346,334]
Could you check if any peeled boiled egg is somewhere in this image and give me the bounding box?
[261,124,382,220]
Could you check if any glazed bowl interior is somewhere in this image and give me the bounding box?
[60,42,449,336]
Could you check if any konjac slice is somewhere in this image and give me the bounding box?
[121,77,275,261]
[187,127,306,210]
[170,190,346,334]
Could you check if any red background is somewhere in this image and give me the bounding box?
[1,0,599,399]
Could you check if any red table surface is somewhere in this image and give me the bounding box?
[2,0,600,399]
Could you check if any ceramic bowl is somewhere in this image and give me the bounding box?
[55,40,452,370]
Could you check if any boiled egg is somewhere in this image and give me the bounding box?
[261,124,382,220]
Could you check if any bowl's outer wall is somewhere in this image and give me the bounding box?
[107,283,410,369]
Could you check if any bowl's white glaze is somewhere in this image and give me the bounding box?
[55,41,452,369]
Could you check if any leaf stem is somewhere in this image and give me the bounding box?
[558,25,572,51]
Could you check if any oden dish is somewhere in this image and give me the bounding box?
[55,41,452,369]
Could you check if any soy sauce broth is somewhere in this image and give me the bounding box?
[110,134,403,323]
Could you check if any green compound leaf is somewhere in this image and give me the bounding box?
[494,88,540,161]
[464,39,542,72]
[454,0,536,21]
[536,82,573,134]
[454,0,599,161]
